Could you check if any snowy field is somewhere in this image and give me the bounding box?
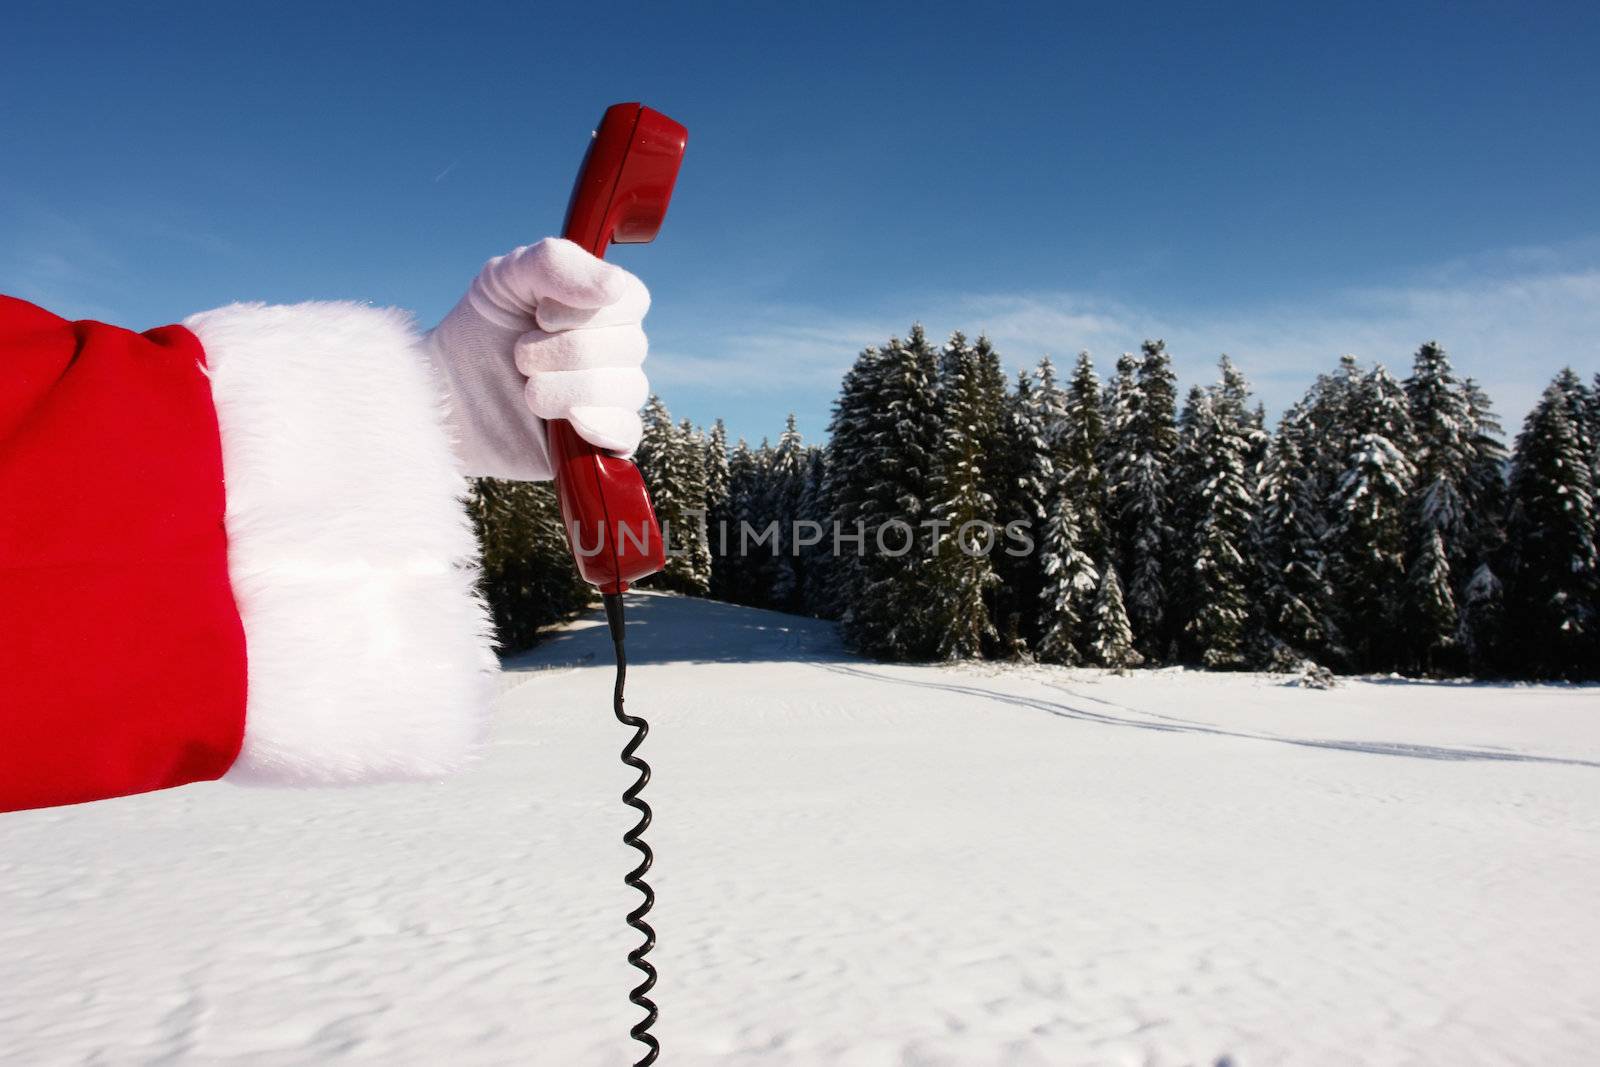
[3,592,1599,1066]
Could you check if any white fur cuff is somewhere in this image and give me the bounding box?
[186,302,498,785]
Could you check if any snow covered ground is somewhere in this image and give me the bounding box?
[3,591,1599,1066]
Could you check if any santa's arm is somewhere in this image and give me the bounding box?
[0,241,649,813]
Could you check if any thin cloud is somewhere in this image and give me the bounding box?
[1,194,240,321]
[0,200,129,320]
[650,310,890,389]
[652,244,1600,438]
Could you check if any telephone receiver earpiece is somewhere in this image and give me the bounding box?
[564,103,688,252]
[549,103,688,596]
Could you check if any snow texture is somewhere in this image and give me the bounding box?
[3,592,1598,1065]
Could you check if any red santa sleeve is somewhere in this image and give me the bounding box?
[0,295,496,813]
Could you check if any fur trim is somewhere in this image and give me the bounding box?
[186,302,497,785]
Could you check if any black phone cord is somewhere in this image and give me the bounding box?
[603,593,659,1066]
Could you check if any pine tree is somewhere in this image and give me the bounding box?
[844,326,943,658]
[1591,372,1600,487]
[1105,340,1178,658]
[1060,351,1107,565]
[704,419,731,505]
[704,419,733,598]
[635,401,710,595]
[1302,354,1368,503]
[720,437,765,604]
[738,437,784,606]
[1016,352,1108,661]
[671,418,713,595]
[1034,357,1069,444]
[795,446,830,615]
[960,337,1031,644]
[1247,401,1270,470]
[765,414,808,609]
[1168,384,1209,649]
[1089,565,1143,670]
[632,396,685,589]
[1459,378,1509,575]
[1458,561,1505,676]
[1366,363,1419,452]
[993,368,1052,647]
[468,478,592,653]
[927,332,1000,660]
[634,394,675,488]
[1404,343,1472,553]
[1326,367,1416,671]
[1407,528,1458,673]
[1036,488,1099,664]
[974,333,1010,415]
[1181,357,1261,668]
[1100,352,1137,443]
[1009,369,1052,524]
[1505,370,1598,678]
[1401,342,1477,668]
[1252,404,1336,664]
[821,345,887,620]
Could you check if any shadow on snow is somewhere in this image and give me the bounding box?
[818,664,1600,770]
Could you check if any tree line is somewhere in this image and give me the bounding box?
[473,328,1600,680]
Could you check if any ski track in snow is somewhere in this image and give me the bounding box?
[3,591,1599,1066]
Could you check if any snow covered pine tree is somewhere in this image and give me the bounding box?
[703,418,734,597]
[839,327,942,659]
[1178,357,1263,668]
[1505,370,1599,678]
[1252,403,1337,666]
[1102,341,1179,659]
[765,414,810,610]
[928,332,1001,660]
[1090,566,1143,670]
[1061,352,1110,569]
[1033,353,1110,664]
[469,478,592,653]
[634,397,712,595]
[1328,365,1417,672]
[1402,342,1475,671]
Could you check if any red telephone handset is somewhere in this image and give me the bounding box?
[557,105,686,1066]
[550,103,687,593]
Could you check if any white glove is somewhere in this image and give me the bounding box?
[423,238,650,480]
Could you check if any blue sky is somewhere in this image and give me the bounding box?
[5,1,1598,446]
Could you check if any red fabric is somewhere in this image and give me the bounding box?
[0,295,247,812]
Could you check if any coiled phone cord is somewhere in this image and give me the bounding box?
[603,593,659,1066]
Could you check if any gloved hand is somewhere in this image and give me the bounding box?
[423,238,650,480]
